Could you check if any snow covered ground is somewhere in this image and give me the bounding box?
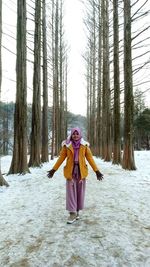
[0,151,150,267]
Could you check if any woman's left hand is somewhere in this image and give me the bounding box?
[95,170,104,181]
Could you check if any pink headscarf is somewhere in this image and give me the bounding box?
[66,127,82,144]
[66,127,82,162]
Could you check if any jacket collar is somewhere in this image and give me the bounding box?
[61,138,89,148]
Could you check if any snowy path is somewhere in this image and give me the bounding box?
[0,152,150,267]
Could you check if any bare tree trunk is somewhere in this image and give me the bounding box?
[86,0,97,154]
[92,0,97,154]
[28,0,41,167]
[122,0,136,170]
[51,0,55,160]
[89,42,93,146]
[54,0,59,155]
[64,55,68,136]
[8,0,29,174]
[59,0,65,143]
[51,0,60,157]
[2,109,9,155]
[112,0,121,164]
[102,0,111,161]
[87,53,90,141]
[101,0,106,159]
[41,0,49,163]
[96,0,102,156]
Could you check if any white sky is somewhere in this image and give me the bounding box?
[1,0,150,116]
[64,0,87,116]
[0,151,150,266]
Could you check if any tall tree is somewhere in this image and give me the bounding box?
[54,0,59,155]
[85,0,97,153]
[96,0,103,156]
[8,0,29,174]
[41,0,49,163]
[122,0,136,170]
[112,0,121,164]
[87,39,93,146]
[59,0,66,143]
[102,0,111,161]
[50,0,67,156]
[51,0,55,160]
[28,0,42,167]
[50,0,60,157]
[90,0,97,154]
[64,55,68,136]
[86,51,90,142]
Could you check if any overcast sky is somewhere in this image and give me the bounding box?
[1,0,150,116]
[64,0,87,116]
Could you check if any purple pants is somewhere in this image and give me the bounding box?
[66,163,86,212]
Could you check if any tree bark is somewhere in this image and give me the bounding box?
[51,0,55,160]
[122,0,136,170]
[28,0,41,167]
[112,0,121,164]
[41,0,49,163]
[54,0,59,155]
[8,0,29,174]
[96,0,103,157]
[102,0,111,161]
[59,0,66,143]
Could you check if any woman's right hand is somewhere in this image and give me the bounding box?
[47,169,56,178]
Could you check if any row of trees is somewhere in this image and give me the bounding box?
[0,102,87,155]
[1,94,149,155]
[1,98,149,157]
[0,0,150,186]
[84,0,150,170]
[0,0,69,185]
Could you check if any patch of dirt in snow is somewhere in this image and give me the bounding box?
[10,258,30,267]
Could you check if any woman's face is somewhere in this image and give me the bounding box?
[71,130,80,141]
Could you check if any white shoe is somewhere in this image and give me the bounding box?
[67,213,77,224]
[76,212,80,220]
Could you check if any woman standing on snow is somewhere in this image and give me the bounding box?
[47,127,104,224]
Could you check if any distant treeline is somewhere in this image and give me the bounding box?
[0,101,87,155]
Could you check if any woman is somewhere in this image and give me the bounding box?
[47,127,103,224]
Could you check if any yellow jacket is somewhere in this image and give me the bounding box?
[52,140,99,180]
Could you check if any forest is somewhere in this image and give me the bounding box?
[0,0,150,187]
